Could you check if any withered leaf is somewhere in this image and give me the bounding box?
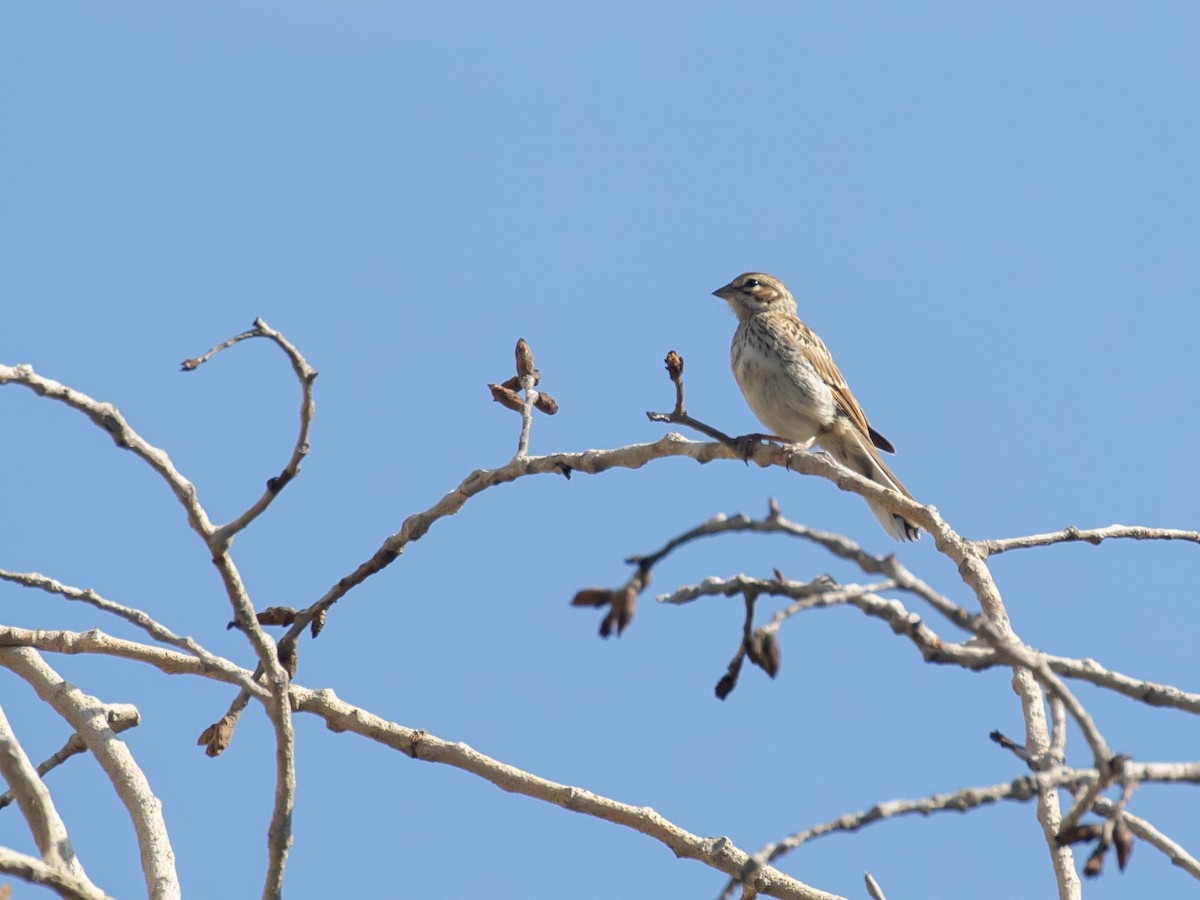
[571,588,612,608]
[488,383,524,412]
[257,606,297,626]
[197,714,237,758]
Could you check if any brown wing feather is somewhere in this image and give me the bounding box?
[798,324,876,442]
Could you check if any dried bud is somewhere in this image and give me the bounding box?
[612,586,636,635]
[278,642,298,679]
[533,391,559,415]
[267,470,294,493]
[571,587,612,608]
[500,375,521,391]
[310,607,328,638]
[749,631,781,678]
[489,383,524,412]
[515,338,536,380]
[1083,843,1106,878]
[1114,819,1133,871]
[197,714,237,757]
[1057,823,1103,846]
[665,350,683,380]
[180,357,201,371]
[715,673,736,700]
[257,606,297,627]
[599,586,636,637]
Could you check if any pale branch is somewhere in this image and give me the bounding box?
[8,620,1198,895]
[290,687,843,900]
[634,507,1200,713]
[716,770,1087,900]
[275,433,773,648]
[0,364,215,540]
[0,704,93,886]
[0,625,833,897]
[201,319,319,544]
[206,553,295,900]
[0,568,261,694]
[980,524,1200,557]
[0,626,270,698]
[0,847,113,900]
[1094,799,1200,879]
[0,363,294,764]
[1049,697,1068,764]
[0,648,180,900]
[717,763,1200,900]
[665,570,1112,774]
[0,705,139,811]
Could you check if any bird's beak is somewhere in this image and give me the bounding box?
[712,282,735,300]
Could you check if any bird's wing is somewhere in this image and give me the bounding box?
[799,323,881,446]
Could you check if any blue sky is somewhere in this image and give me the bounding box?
[3,4,1199,898]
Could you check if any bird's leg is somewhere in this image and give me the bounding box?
[782,439,820,472]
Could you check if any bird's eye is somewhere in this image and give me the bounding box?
[744,278,760,288]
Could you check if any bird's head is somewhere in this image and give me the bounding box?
[712,272,796,319]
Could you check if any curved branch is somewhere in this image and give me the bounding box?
[290,687,842,900]
[184,318,319,543]
[0,704,94,886]
[0,847,113,900]
[0,364,214,539]
[980,524,1200,557]
[0,648,180,900]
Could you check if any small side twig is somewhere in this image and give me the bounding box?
[0,705,139,812]
[979,524,1200,557]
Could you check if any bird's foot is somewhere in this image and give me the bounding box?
[733,432,786,464]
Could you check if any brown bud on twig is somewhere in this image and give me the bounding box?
[197,713,237,758]
[1114,819,1133,871]
[500,375,521,391]
[1057,823,1104,846]
[571,587,613,608]
[310,607,328,638]
[181,357,201,371]
[600,585,637,637]
[278,643,298,680]
[1084,842,1107,878]
[665,350,683,380]
[489,383,524,412]
[715,673,736,700]
[257,606,297,627]
[748,630,781,678]
[516,338,536,380]
[534,391,559,415]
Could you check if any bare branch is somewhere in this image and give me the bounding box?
[0,568,258,690]
[0,648,181,900]
[0,364,215,539]
[0,704,94,886]
[209,319,319,543]
[715,771,1080,900]
[290,687,843,900]
[0,705,138,812]
[980,524,1200,557]
[0,847,113,900]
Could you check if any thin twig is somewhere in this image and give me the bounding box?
[980,524,1200,558]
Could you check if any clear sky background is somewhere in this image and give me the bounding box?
[3,4,1199,898]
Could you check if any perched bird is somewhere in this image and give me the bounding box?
[712,272,919,541]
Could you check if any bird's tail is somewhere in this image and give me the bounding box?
[820,425,920,541]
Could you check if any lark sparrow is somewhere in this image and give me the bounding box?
[713,272,919,541]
